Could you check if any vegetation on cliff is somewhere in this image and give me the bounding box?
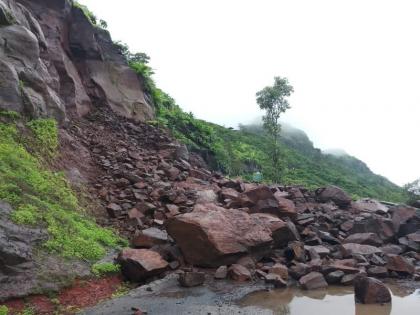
[0,111,124,261]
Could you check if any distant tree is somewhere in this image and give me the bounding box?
[256,76,294,180]
[404,178,420,205]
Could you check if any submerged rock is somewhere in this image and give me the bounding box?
[354,276,391,304]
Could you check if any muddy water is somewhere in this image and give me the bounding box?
[239,285,420,315]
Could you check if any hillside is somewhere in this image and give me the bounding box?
[148,101,406,203]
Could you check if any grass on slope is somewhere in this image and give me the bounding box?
[0,111,125,261]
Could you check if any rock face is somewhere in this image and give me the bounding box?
[166,203,273,267]
[118,248,168,282]
[0,201,90,301]
[354,276,391,304]
[0,0,154,122]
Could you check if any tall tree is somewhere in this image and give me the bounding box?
[256,76,294,180]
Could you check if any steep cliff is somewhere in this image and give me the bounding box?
[0,0,154,122]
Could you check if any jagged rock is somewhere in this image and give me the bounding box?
[304,245,330,258]
[228,264,252,281]
[166,203,273,267]
[391,206,420,237]
[252,213,299,248]
[285,241,306,262]
[325,271,345,284]
[350,216,395,241]
[178,271,205,287]
[274,197,297,220]
[341,243,382,257]
[367,266,388,278]
[354,276,391,304]
[405,232,420,251]
[196,189,218,204]
[131,228,168,248]
[316,185,351,207]
[269,263,289,280]
[386,255,415,275]
[341,273,359,285]
[118,248,168,282]
[265,273,287,288]
[343,233,383,247]
[353,199,389,213]
[299,272,328,290]
[214,266,228,279]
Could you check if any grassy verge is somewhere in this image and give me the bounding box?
[0,112,125,261]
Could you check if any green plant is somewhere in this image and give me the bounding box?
[111,283,130,298]
[0,121,125,261]
[91,262,121,276]
[0,305,8,315]
[0,109,20,120]
[27,119,59,157]
[73,1,97,25]
[18,307,35,315]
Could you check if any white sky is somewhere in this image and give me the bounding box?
[80,0,420,186]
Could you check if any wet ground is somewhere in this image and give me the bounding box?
[80,275,420,315]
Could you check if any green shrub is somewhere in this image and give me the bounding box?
[0,120,125,261]
[92,262,121,276]
[0,305,8,315]
[73,1,97,25]
[0,109,20,120]
[27,119,58,156]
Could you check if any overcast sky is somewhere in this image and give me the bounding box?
[80,0,420,186]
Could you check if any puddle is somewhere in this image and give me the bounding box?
[238,285,420,315]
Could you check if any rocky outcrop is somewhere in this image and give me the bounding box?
[0,0,154,122]
[0,201,90,301]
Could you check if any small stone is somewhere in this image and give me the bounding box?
[228,264,252,282]
[265,273,287,288]
[178,272,205,287]
[214,266,228,279]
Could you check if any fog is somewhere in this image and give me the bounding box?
[79,0,420,186]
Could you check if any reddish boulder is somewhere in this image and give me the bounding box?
[353,199,389,213]
[265,273,287,288]
[275,197,297,220]
[166,203,273,267]
[299,272,328,290]
[118,248,168,282]
[228,264,252,281]
[269,263,289,280]
[131,227,168,248]
[354,276,391,304]
[251,213,299,248]
[316,185,351,207]
[386,255,415,275]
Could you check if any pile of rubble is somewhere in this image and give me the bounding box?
[68,109,420,294]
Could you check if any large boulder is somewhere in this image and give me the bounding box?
[316,185,352,207]
[166,203,273,267]
[354,276,391,304]
[350,216,395,241]
[117,248,168,282]
[353,199,389,213]
[391,206,420,237]
[386,255,415,275]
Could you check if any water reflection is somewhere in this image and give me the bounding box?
[239,285,419,315]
